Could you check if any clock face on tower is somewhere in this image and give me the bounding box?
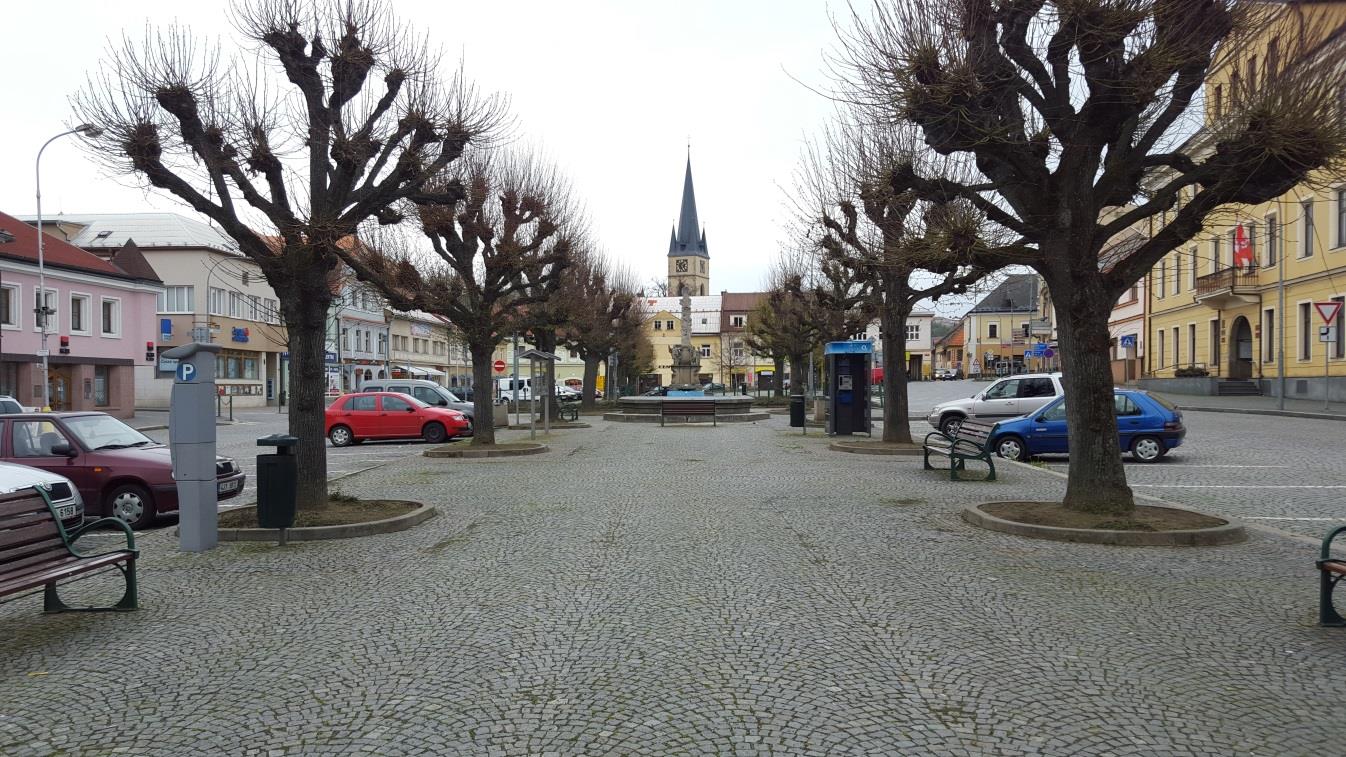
[675,259,688,272]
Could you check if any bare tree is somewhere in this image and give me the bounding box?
[744,253,828,398]
[74,0,504,509]
[334,149,576,446]
[562,251,638,409]
[835,0,1346,511]
[799,111,990,444]
[642,277,669,297]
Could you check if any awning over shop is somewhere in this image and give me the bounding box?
[400,364,446,378]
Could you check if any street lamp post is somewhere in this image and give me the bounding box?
[35,124,102,411]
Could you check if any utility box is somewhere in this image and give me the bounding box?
[164,341,222,553]
[256,434,299,530]
[824,340,873,436]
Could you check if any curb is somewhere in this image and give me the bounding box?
[1178,406,1346,422]
[601,412,771,424]
[507,422,592,430]
[218,501,434,542]
[961,503,1246,547]
[424,443,549,458]
[829,441,922,456]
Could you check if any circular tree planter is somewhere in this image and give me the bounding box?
[962,501,1246,546]
[829,440,922,456]
[424,442,549,458]
[215,500,434,542]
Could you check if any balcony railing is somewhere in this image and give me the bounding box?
[1194,266,1259,299]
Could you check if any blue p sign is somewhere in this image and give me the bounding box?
[176,362,197,382]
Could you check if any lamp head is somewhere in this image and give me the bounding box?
[74,123,104,138]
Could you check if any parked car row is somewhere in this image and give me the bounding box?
[326,392,471,447]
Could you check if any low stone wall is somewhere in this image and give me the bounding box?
[1136,377,1220,396]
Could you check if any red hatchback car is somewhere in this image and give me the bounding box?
[325,392,471,447]
[0,412,246,529]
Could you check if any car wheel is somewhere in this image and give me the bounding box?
[1131,435,1165,463]
[329,425,354,447]
[422,422,448,444]
[995,435,1028,462]
[940,415,964,436]
[106,483,154,529]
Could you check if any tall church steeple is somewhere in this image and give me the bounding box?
[666,154,711,296]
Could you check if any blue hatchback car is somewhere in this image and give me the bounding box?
[988,389,1185,463]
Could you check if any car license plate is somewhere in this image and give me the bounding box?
[57,505,78,520]
[218,479,241,494]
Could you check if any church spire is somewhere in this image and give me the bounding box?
[669,155,708,258]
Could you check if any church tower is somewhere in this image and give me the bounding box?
[666,156,710,297]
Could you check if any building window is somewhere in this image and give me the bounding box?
[666,320,674,331]
[1173,256,1182,294]
[229,291,244,318]
[1246,56,1257,93]
[1156,329,1166,369]
[1172,326,1180,367]
[1300,302,1313,360]
[906,324,920,341]
[988,323,998,339]
[1230,72,1242,105]
[1157,259,1166,298]
[364,331,371,352]
[1213,84,1222,118]
[379,334,388,356]
[1211,237,1221,272]
[700,344,711,358]
[1301,199,1315,258]
[341,328,349,351]
[69,293,90,335]
[1266,214,1279,267]
[1189,248,1198,289]
[1267,38,1279,80]
[730,315,746,328]
[653,320,662,331]
[1263,308,1275,362]
[100,297,121,336]
[244,358,258,379]
[265,298,280,324]
[209,287,227,316]
[0,284,16,328]
[1246,222,1257,264]
[33,288,57,332]
[248,295,260,321]
[1209,320,1220,367]
[157,285,194,314]
[94,365,109,407]
[1188,324,1196,367]
[1336,189,1346,248]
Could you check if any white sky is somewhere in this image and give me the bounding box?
[0,0,849,295]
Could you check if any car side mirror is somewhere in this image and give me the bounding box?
[1035,416,1047,423]
[437,399,448,406]
[50,442,76,457]
[405,406,416,413]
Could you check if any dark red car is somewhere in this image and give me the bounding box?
[0,412,246,529]
[325,392,471,446]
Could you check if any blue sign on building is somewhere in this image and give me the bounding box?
[1119,334,1137,349]
[160,318,173,341]
[231,327,250,343]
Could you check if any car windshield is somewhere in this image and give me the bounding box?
[389,393,430,408]
[63,415,155,450]
[443,390,462,402]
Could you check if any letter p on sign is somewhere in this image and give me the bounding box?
[177,362,196,382]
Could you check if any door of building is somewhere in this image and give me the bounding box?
[1229,316,1253,379]
[47,366,73,411]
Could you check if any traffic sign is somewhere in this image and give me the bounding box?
[1119,334,1137,349]
[1043,348,1055,359]
[493,359,507,373]
[1322,326,1338,343]
[1315,301,1343,325]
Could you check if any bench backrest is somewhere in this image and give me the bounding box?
[0,488,67,576]
[663,401,716,413]
[954,421,996,444]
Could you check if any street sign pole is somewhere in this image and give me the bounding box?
[1314,302,1343,410]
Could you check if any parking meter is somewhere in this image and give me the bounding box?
[163,342,222,552]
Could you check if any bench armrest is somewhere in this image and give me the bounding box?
[1322,525,1346,560]
[67,517,138,557]
[923,430,953,446]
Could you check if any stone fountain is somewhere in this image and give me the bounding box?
[666,291,705,396]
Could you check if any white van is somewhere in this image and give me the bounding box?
[496,377,533,401]
[359,378,475,422]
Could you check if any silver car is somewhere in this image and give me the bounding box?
[0,460,84,527]
[926,373,1064,435]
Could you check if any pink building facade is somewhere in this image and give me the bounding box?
[0,211,161,418]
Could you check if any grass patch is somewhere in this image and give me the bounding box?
[218,498,417,528]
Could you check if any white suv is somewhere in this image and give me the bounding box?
[927,373,1064,435]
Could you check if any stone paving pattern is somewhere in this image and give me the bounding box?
[3,416,1343,755]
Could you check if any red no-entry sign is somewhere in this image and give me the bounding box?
[493,359,507,373]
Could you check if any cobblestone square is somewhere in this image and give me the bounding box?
[2,416,1343,755]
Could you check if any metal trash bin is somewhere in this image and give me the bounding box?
[256,434,298,532]
[789,394,806,428]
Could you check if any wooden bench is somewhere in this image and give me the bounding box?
[1317,526,1346,626]
[661,400,717,427]
[0,486,138,613]
[922,419,997,481]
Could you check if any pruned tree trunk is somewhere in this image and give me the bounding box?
[469,341,498,446]
[581,356,601,410]
[772,356,785,397]
[789,353,808,394]
[881,302,912,444]
[282,292,331,510]
[1054,273,1133,513]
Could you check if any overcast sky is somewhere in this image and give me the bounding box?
[0,0,857,296]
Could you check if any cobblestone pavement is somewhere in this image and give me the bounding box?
[1038,410,1346,540]
[3,416,1343,755]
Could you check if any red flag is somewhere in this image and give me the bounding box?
[1233,224,1255,270]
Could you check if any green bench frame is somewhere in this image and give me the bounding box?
[922,420,998,481]
[0,486,138,613]
[558,400,581,423]
[1317,526,1346,626]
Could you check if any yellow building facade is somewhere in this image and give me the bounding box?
[1146,3,1346,400]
